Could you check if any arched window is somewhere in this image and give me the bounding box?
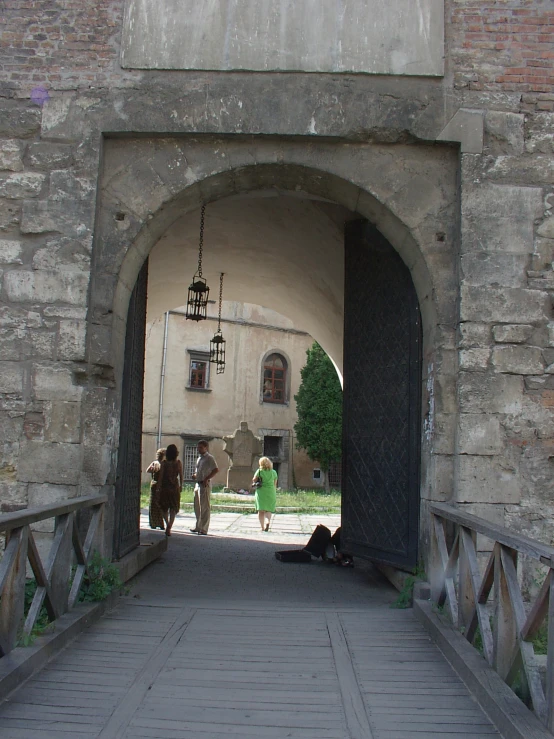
[263,353,288,404]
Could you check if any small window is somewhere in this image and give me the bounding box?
[190,360,207,388]
[188,351,210,390]
[183,444,198,481]
[313,469,321,480]
[263,353,288,404]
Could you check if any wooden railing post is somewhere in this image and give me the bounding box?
[47,513,73,615]
[546,568,554,731]
[0,527,28,657]
[96,503,105,558]
[458,526,474,631]
[429,513,442,603]
[493,543,517,680]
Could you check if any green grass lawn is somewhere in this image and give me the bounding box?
[141,483,340,513]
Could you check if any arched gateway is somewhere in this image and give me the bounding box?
[92,141,458,569]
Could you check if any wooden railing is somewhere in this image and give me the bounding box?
[0,494,107,658]
[430,502,554,730]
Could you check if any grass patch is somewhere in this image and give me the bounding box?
[141,483,341,513]
[390,564,426,609]
[275,489,341,512]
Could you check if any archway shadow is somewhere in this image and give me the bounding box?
[134,516,397,610]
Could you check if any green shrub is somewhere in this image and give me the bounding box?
[78,552,122,603]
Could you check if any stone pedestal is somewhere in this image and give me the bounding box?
[222,422,263,491]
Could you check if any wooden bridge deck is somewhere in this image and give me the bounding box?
[0,513,501,739]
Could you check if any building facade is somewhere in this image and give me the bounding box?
[141,300,325,490]
[0,1,552,568]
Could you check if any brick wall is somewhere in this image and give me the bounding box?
[0,0,135,96]
[449,0,554,111]
[0,1,552,109]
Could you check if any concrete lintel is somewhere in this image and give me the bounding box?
[414,598,552,739]
[437,108,485,154]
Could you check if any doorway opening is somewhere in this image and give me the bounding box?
[111,184,422,571]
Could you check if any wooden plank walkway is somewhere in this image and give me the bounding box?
[0,513,502,738]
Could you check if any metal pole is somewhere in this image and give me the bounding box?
[157,311,169,448]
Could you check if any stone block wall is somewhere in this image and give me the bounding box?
[0,0,552,564]
[455,111,554,551]
[0,104,103,517]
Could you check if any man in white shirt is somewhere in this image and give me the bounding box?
[191,440,219,535]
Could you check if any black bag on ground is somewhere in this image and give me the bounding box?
[303,524,331,558]
[275,549,312,563]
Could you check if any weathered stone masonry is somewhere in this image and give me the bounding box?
[0,1,552,569]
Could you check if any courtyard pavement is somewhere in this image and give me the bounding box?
[152,508,342,540]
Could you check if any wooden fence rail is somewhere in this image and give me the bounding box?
[0,494,107,658]
[429,502,554,731]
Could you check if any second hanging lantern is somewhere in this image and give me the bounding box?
[186,204,210,321]
[210,272,226,374]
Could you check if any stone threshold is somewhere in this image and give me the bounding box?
[0,534,167,702]
[414,598,553,739]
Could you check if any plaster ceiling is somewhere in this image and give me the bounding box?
[146,191,356,373]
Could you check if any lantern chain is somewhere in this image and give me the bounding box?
[197,204,205,278]
[218,272,224,331]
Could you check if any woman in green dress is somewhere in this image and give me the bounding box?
[252,456,278,532]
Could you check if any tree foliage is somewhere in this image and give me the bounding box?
[294,342,342,473]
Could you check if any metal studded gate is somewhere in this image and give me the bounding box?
[113,260,148,559]
[342,221,421,571]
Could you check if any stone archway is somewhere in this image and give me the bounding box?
[89,136,459,561]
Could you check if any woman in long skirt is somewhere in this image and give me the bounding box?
[146,448,165,530]
[252,456,278,532]
[157,444,183,536]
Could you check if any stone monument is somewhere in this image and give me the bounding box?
[223,422,263,491]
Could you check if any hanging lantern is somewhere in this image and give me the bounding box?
[210,331,226,374]
[210,273,226,374]
[186,204,210,321]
